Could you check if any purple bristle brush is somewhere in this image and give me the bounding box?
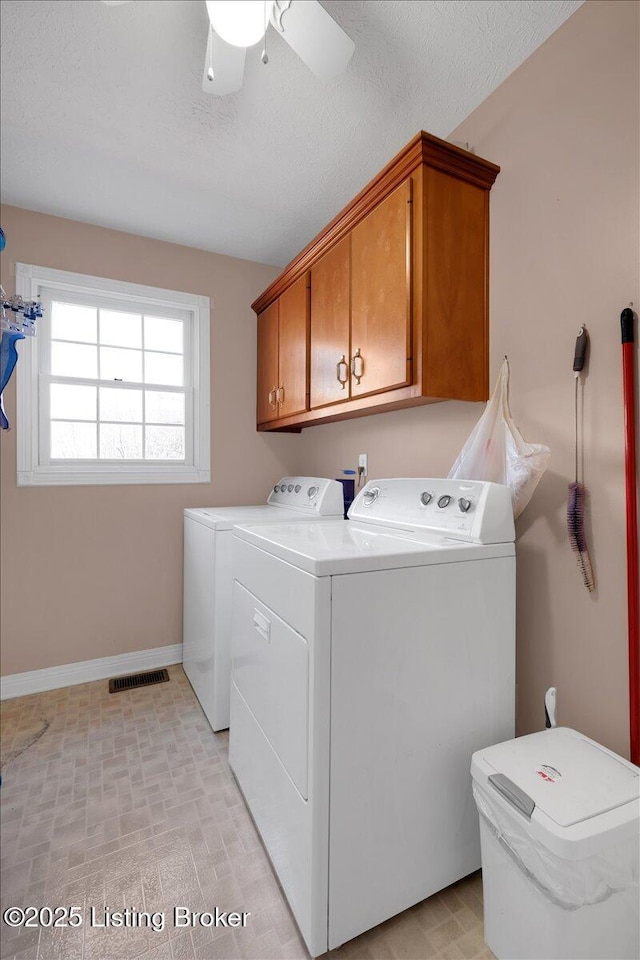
[567,325,595,592]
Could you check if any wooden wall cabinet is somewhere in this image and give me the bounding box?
[309,237,351,409]
[349,178,412,400]
[256,301,279,424]
[253,131,499,431]
[256,274,309,424]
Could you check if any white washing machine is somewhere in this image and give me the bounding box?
[182,478,343,732]
[229,478,516,956]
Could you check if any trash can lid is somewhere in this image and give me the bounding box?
[477,728,639,828]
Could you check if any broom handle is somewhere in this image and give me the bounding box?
[621,307,639,765]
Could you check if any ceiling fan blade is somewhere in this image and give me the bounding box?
[271,0,354,81]
[202,29,246,96]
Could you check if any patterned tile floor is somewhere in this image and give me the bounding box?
[0,666,493,960]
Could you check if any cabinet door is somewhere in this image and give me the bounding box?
[310,237,351,409]
[350,179,412,398]
[257,301,279,424]
[278,275,309,418]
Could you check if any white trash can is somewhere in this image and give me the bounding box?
[471,727,639,960]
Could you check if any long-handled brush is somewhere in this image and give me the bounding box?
[620,306,639,763]
[567,326,595,592]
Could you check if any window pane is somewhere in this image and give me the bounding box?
[145,391,184,424]
[51,302,97,343]
[51,421,97,459]
[100,424,143,459]
[100,387,142,422]
[100,310,142,349]
[51,341,98,379]
[100,346,142,382]
[145,425,184,460]
[144,352,183,386]
[50,384,96,421]
[144,316,183,354]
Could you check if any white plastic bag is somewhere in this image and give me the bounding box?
[448,359,550,518]
[473,781,639,909]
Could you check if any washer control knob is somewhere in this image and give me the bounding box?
[308,485,319,499]
[294,484,301,493]
[287,484,294,492]
[420,492,433,506]
[437,495,452,509]
[458,497,472,513]
[273,485,280,493]
[363,486,380,506]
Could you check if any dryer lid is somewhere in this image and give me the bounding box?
[232,518,513,576]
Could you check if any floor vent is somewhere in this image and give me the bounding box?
[108,669,170,693]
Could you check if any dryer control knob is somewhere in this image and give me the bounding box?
[294,484,301,493]
[420,492,433,505]
[437,495,452,508]
[458,497,472,513]
[307,486,319,499]
[273,485,280,492]
[287,484,294,492]
[363,486,380,506]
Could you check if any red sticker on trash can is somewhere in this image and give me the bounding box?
[536,764,562,782]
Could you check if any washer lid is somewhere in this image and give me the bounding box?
[481,728,640,828]
[184,504,343,530]
[185,505,297,530]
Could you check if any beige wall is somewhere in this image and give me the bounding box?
[296,0,640,758]
[0,207,301,676]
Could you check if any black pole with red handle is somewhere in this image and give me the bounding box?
[621,307,639,765]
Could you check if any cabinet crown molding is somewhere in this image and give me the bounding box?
[252,131,500,315]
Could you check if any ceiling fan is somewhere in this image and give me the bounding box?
[102,1,355,96]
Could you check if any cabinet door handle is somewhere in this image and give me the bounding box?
[336,355,349,389]
[277,385,285,405]
[351,348,364,384]
[268,387,277,409]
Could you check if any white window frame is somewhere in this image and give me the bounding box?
[15,263,210,486]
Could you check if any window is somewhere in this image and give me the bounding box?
[16,264,210,486]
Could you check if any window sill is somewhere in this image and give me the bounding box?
[17,466,211,487]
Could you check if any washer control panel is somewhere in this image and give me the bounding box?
[267,478,344,516]
[349,478,515,544]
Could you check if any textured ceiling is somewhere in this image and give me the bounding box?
[0,0,583,266]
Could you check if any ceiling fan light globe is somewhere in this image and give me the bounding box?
[206,0,274,48]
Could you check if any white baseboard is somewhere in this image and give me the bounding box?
[0,644,183,700]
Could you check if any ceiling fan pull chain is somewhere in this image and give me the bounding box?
[207,24,215,81]
[261,0,269,64]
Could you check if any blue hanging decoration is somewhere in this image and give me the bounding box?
[0,330,25,430]
[1,238,44,429]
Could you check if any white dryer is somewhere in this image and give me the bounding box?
[183,478,343,732]
[229,478,516,956]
